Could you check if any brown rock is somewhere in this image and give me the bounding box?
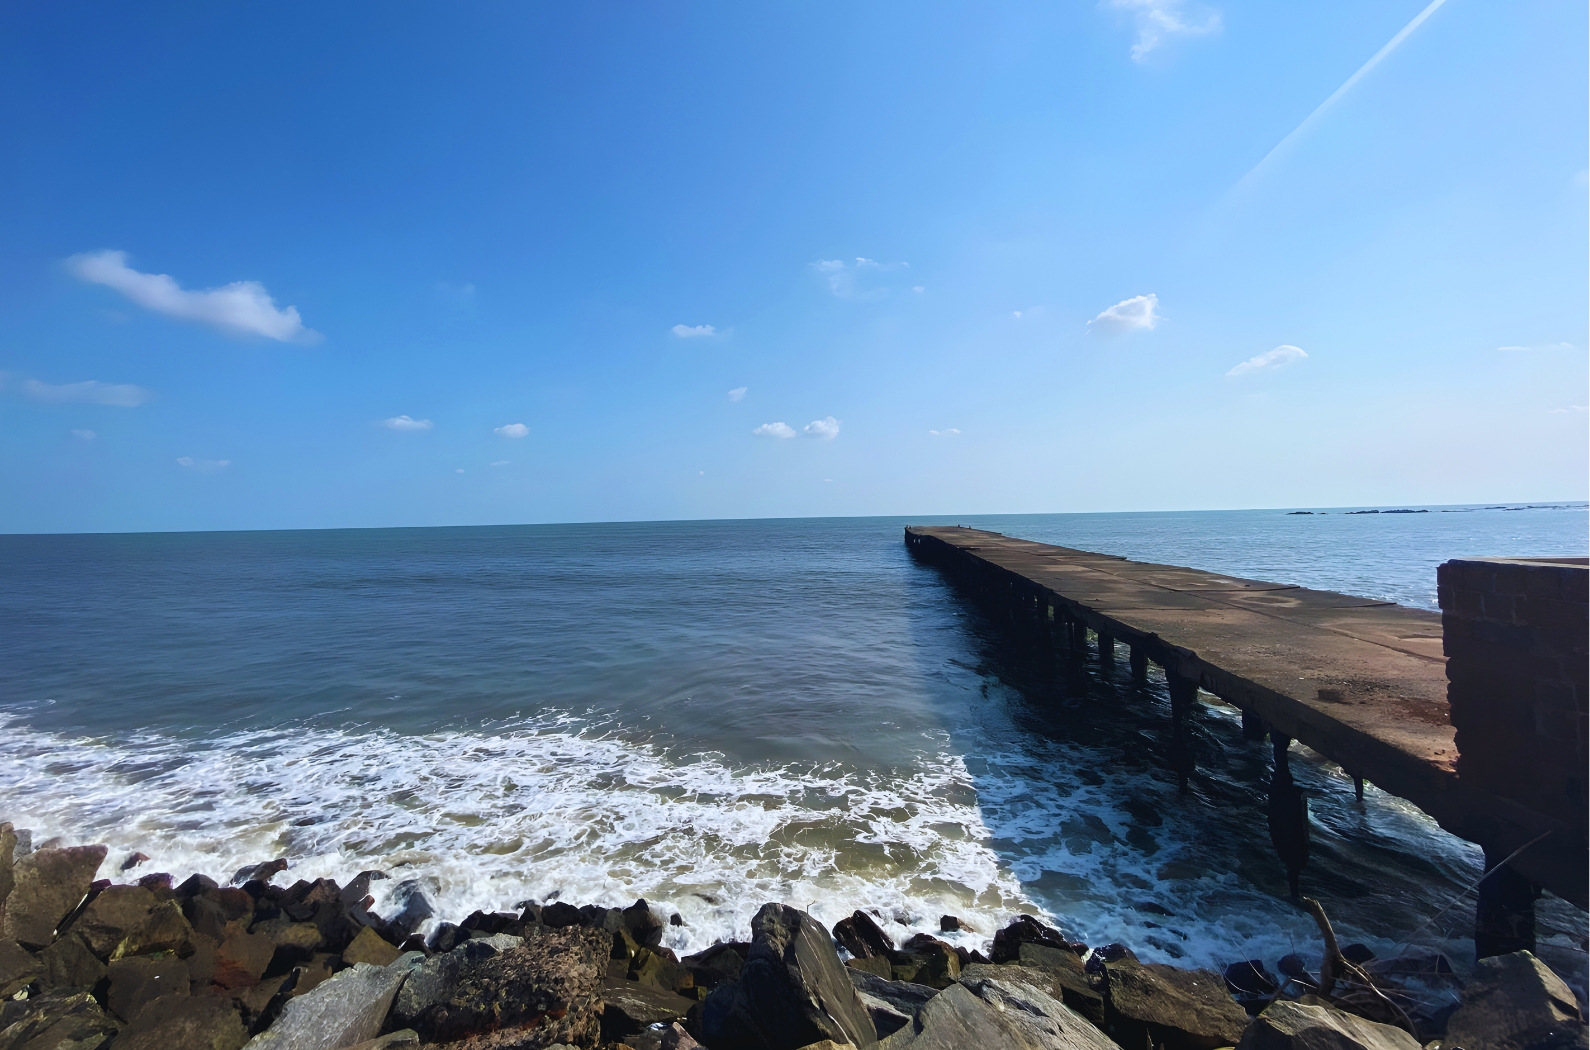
[848,954,893,980]
[106,953,190,1022]
[832,909,895,960]
[290,952,343,997]
[631,945,694,996]
[344,1032,422,1050]
[213,923,277,988]
[989,914,1076,964]
[1443,950,1587,1050]
[121,851,151,871]
[623,899,666,949]
[1102,959,1249,1050]
[114,991,248,1050]
[37,931,107,992]
[1,844,108,949]
[341,925,402,967]
[111,898,201,960]
[1012,944,1104,1025]
[1235,999,1421,1050]
[0,990,120,1049]
[72,883,156,958]
[0,938,41,998]
[600,975,697,1042]
[0,824,16,932]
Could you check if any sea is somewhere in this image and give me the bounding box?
[2,503,1585,990]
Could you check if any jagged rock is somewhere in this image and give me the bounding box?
[255,917,325,966]
[1443,950,1588,1050]
[121,852,151,871]
[623,900,665,949]
[1234,1000,1422,1049]
[114,993,249,1050]
[231,859,289,886]
[577,905,623,935]
[832,910,895,960]
[683,942,747,990]
[1,844,107,949]
[540,901,582,928]
[289,953,342,998]
[336,871,387,906]
[111,898,202,959]
[1100,958,1249,1050]
[391,925,608,1048]
[878,970,1116,1049]
[37,931,107,992]
[0,825,16,933]
[342,926,402,967]
[0,990,121,1049]
[386,882,434,938]
[848,955,892,980]
[390,938,520,1027]
[703,903,877,1050]
[428,922,469,953]
[177,873,220,898]
[990,915,1075,965]
[137,872,175,895]
[892,935,960,989]
[0,939,41,998]
[658,1021,699,1049]
[71,884,156,958]
[846,966,939,1038]
[938,916,965,933]
[599,976,697,1042]
[215,923,279,989]
[631,946,693,995]
[1011,945,1104,1025]
[106,952,190,1022]
[344,1032,421,1050]
[245,959,412,1049]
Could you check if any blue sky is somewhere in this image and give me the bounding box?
[1,0,1584,532]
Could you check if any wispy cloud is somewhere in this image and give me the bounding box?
[68,250,316,342]
[727,387,747,402]
[672,323,717,338]
[1107,0,1221,61]
[753,422,796,439]
[1227,345,1307,377]
[804,416,840,440]
[494,423,529,438]
[72,429,96,441]
[490,460,510,467]
[23,379,152,406]
[383,415,433,431]
[1498,342,1575,353]
[176,456,230,472]
[1549,405,1587,415]
[929,428,961,436]
[1088,293,1160,335]
[812,257,908,299]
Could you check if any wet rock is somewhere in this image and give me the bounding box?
[847,955,892,980]
[832,910,895,961]
[232,859,289,886]
[137,872,176,895]
[1225,959,1279,996]
[846,966,939,1038]
[1443,950,1588,1050]
[599,976,697,1042]
[115,993,248,1050]
[215,923,279,989]
[624,899,665,949]
[1100,958,1249,1050]
[671,913,684,927]
[880,970,1116,1049]
[990,915,1076,965]
[106,952,190,1021]
[577,905,622,935]
[1009,945,1105,1026]
[540,901,583,928]
[72,883,156,958]
[0,939,41,998]
[246,959,412,1049]
[1,844,107,949]
[0,824,16,925]
[390,938,518,1027]
[0,990,121,1049]
[37,931,107,992]
[121,852,151,871]
[178,873,221,898]
[386,882,434,938]
[682,941,747,990]
[391,925,608,1048]
[631,946,694,996]
[255,917,325,968]
[288,953,342,998]
[1234,999,1421,1050]
[428,922,470,954]
[337,870,387,906]
[703,902,876,1050]
[1276,952,1317,990]
[893,935,960,989]
[112,898,202,959]
[938,916,965,934]
[341,926,402,968]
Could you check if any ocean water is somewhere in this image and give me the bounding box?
[1,504,1585,987]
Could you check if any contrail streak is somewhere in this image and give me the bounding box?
[1233,0,1451,192]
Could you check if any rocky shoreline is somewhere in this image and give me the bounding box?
[0,826,1583,1050]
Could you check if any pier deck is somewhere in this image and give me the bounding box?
[905,525,1585,911]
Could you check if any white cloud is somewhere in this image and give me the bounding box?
[494,423,529,438]
[812,257,908,298]
[176,456,230,472]
[753,422,796,439]
[1088,293,1160,334]
[384,415,433,431]
[929,428,961,436]
[490,460,510,466]
[72,429,96,440]
[727,387,747,402]
[1549,405,1587,415]
[804,416,841,440]
[1498,342,1575,352]
[68,250,315,342]
[1226,345,1307,376]
[912,286,925,294]
[23,379,151,406]
[1107,0,1221,61]
[456,468,465,473]
[672,323,717,338]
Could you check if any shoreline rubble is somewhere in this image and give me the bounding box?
[0,827,1583,1050]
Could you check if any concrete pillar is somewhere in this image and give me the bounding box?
[1129,646,1148,683]
[1167,674,1197,792]
[1097,632,1115,665]
[1240,708,1267,742]
[1475,848,1540,960]
[1267,733,1309,898]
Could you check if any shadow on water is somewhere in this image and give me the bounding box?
[902,546,1588,989]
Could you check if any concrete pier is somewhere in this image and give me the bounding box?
[904,525,1588,942]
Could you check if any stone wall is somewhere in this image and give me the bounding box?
[1439,556,1588,828]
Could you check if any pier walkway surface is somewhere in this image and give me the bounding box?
[904,525,1586,920]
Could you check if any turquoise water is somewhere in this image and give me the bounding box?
[1,504,1584,982]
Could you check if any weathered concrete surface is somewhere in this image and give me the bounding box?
[904,527,1586,907]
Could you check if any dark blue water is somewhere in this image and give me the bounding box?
[1,505,1584,983]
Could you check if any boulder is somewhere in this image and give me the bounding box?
[599,976,697,1042]
[232,859,289,886]
[115,993,250,1050]
[106,952,190,1022]
[832,910,895,960]
[541,902,583,928]
[391,925,609,1048]
[848,955,892,980]
[0,990,121,1049]
[630,946,694,996]
[683,942,747,990]
[390,938,518,1028]
[111,898,202,959]
[1443,950,1588,1050]
[1100,958,1249,1050]
[703,903,877,1050]
[892,935,960,989]
[256,917,325,967]
[342,926,402,968]
[289,953,342,998]
[846,966,939,1038]
[344,1033,421,1050]
[1234,1000,1422,1050]
[71,883,156,958]
[0,824,16,932]
[0,939,41,998]
[245,959,412,1050]
[1,844,107,949]
[177,873,220,898]
[1012,945,1105,1025]
[37,931,106,992]
[879,970,1116,1049]
[215,924,280,989]
[428,922,470,954]
[623,899,665,949]
[990,915,1076,965]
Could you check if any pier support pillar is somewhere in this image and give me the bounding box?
[1167,674,1197,792]
[1267,734,1309,898]
[1240,708,1267,742]
[1098,632,1115,665]
[1353,775,1365,802]
[1129,646,1148,683]
[1475,848,1539,960]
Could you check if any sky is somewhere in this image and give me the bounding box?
[0,0,1585,533]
